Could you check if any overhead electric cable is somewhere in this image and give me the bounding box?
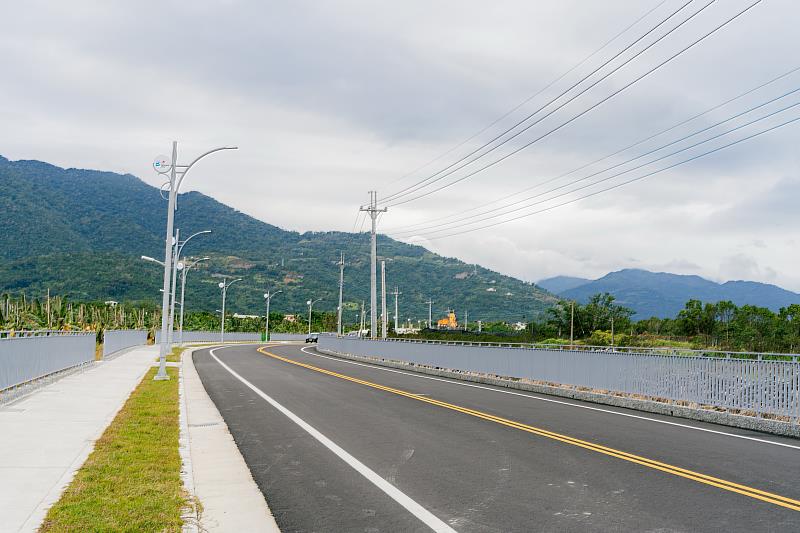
[389,86,800,236]
[380,0,698,205]
[401,114,800,240]
[385,64,800,233]
[385,0,761,208]
[378,0,669,191]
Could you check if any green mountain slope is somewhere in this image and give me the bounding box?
[0,155,556,322]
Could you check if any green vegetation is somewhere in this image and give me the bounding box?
[39,367,186,532]
[405,293,800,354]
[0,156,555,322]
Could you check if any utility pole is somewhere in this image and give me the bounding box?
[360,300,365,337]
[464,309,468,331]
[570,301,575,348]
[359,191,386,339]
[391,287,402,331]
[477,320,482,333]
[337,252,345,336]
[381,260,387,339]
[426,298,434,329]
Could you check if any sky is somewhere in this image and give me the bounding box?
[2,0,799,290]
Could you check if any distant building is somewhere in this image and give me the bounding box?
[233,313,260,319]
[486,287,497,292]
[283,314,298,323]
[513,321,527,331]
[104,300,118,307]
[437,310,458,329]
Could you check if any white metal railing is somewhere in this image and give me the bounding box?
[368,335,800,361]
[320,335,800,423]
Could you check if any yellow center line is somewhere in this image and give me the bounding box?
[256,346,800,512]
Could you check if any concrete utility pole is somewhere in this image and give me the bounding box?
[360,300,365,337]
[426,298,434,329]
[359,191,387,339]
[153,142,236,380]
[337,252,345,336]
[570,301,575,348]
[381,261,387,339]
[464,309,468,331]
[477,320,482,333]
[391,287,402,331]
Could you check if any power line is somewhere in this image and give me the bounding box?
[397,113,800,241]
[389,86,800,236]
[384,64,800,233]
[377,0,669,192]
[386,0,762,208]
[380,0,699,205]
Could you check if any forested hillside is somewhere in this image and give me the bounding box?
[0,156,556,321]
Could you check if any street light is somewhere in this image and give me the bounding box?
[307,298,322,336]
[141,255,165,266]
[219,277,243,342]
[263,289,282,341]
[153,142,236,381]
[178,257,210,346]
[167,230,211,351]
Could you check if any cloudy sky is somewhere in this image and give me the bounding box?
[2,0,799,290]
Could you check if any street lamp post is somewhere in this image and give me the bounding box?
[178,256,210,346]
[307,298,322,336]
[153,142,236,380]
[218,277,243,343]
[263,289,282,341]
[168,229,211,349]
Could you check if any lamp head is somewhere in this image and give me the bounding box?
[218,282,225,289]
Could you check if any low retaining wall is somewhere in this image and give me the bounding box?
[318,335,800,437]
[103,330,147,357]
[155,331,261,344]
[0,333,96,391]
[269,333,308,342]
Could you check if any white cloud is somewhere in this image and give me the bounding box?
[1,0,799,291]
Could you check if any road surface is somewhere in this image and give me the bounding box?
[193,343,800,532]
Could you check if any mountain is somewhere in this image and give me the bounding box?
[0,155,557,321]
[536,276,590,294]
[556,269,800,319]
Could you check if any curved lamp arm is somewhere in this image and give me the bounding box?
[176,147,238,193]
[178,230,211,257]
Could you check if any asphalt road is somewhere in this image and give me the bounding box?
[193,343,800,532]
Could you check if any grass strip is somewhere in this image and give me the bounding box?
[40,366,186,532]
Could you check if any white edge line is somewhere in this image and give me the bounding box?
[208,347,457,533]
[300,346,800,451]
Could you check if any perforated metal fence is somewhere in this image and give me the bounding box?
[154,330,261,344]
[270,333,308,341]
[319,336,800,422]
[102,330,148,357]
[0,332,96,391]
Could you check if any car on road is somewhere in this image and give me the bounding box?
[305,332,319,343]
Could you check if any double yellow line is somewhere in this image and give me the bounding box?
[257,347,800,512]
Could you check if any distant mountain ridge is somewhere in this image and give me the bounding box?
[538,269,800,318]
[0,155,556,321]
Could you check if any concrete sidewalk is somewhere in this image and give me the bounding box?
[0,345,157,533]
[182,347,280,532]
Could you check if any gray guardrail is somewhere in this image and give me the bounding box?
[269,333,309,341]
[318,335,800,423]
[0,332,96,391]
[155,330,261,343]
[103,330,148,357]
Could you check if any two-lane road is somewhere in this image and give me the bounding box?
[193,343,800,532]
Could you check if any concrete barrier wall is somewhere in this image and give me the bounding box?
[103,330,147,357]
[270,333,308,341]
[155,330,261,343]
[318,336,800,421]
[0,333,96,391]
